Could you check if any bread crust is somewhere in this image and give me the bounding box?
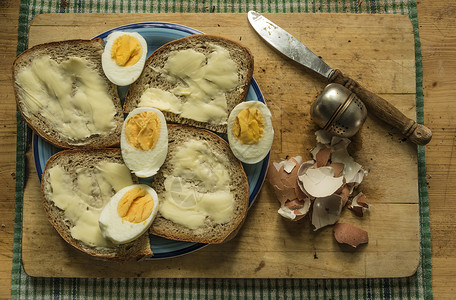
[150,124,250,244]
[123,34,254,134]
[41,148,153,261]
[13,39,123,149]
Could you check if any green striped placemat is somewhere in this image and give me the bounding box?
[12,1,432,299]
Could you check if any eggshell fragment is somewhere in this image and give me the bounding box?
[331,148,362,183]
[348,192,369,217]
[315,130,333,144]
[297,165,344,198]
[284,156,302,172]
[333,223,368,248]
[315,131,367,185]
[278,197,311,221]
[311,194,343,230]
[267,156,311,221]
[330,136,351,150]
[285,199,306,210]
[338,185,351,207]
[315,147,331,167]
[311,143,326,160]
[281,158,302,188]
[350,168,368,186]
[329,163,344,177]
[268,157,302,190]
[272,184,300,205]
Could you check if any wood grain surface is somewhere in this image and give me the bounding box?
[0,1,454,299]
[20,12,420,279]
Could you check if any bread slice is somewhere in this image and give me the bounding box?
[13,39,123,149]
[123,34,254,134]
[41,148,153,261]
[150,124,250,244]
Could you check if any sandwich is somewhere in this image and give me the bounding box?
[150,124,250,244]
[41,148,153,261]
[123,34,254,134]
[13,39,123,149]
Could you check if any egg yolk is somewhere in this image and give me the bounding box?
[111,35,142,67]
[125,111,161,151]
[232,107,265,145]
[117,186,154,223]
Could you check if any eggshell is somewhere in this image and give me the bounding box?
[284,156,302,172]
[268,156,312,221]
[350,168,369,186]
[267,156,303,194]
[272,184,299,205]
[338,185,351,207]
[333,223,369,248]
[330,136,351,150]
[311,194,343,230]
[331,147,362,184]
[285,199,307,210]
[294,182,308,201]
[315,130,333,144]
[281,157,302,188]
[296,160,318,198]
[310,143,326,160]
[297,165,344,198]
[267,165,284,188]
[278,197,311,221]
[348,192,369,217]
[315,147,331,167]
[329,163,344,177]
[271,130,368,228]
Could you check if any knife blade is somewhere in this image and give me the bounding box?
[247,11,432,145]
[247,10,334,80]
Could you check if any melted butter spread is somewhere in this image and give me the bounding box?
[138,88,183,114]
[48,162,133,248]
[138,44,239,125]
[117,186,154,223]
[233,107,265,145]
[15,56,116,142]
[125,111,161,150]
[111,34,142,67]
[158,139,234,229]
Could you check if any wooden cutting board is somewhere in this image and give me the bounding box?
[21,13,420,278]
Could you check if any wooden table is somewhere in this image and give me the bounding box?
[0,1,455,299]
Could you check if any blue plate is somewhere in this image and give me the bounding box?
[32,22,269,259]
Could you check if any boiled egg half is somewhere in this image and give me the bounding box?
[227,101,274,164]
[99,184,159,244]
[121,107,168,178]
[102,31,147,86]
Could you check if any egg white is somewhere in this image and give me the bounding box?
[98,184,159,244]
[227,101,274,164]
[101,31,147,86]
[121,107,168,178]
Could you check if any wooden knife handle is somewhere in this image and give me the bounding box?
[329,69,432,145]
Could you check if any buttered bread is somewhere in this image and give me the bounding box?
[18,34,257,258]
[123,34,254,134]
[41,148,153,260]
[13,39,123,148]
[150,124,250,244]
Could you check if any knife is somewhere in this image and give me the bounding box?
[247,11,432,146]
